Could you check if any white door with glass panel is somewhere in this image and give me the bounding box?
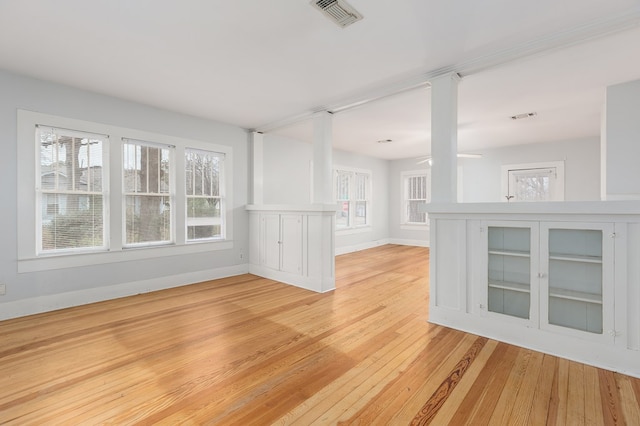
[502,161,565,202]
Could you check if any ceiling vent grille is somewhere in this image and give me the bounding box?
[311,0,363,28]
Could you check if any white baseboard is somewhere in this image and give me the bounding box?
[335,239,391,256]
[335,238,429,255]
[429,307,640,379]
[388,238,430,248]
[0,264,250,321]
[248,264,335,293]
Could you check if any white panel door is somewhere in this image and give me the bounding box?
[433,219,466,311]
[262,214,281,271]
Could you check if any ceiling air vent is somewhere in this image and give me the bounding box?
[311,0,363,28]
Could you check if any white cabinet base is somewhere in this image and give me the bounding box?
[426,201,640,379]
[248,264,335,293]
[429,308,640,378]
[247,204,337,293]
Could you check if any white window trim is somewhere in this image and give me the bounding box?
[35,126,111,255]
[334,165,372,233]
[400,169,430,230]
[185,147,227,242]
[122,138,176,248]
[17,110,234,273]
[500,161,565,202]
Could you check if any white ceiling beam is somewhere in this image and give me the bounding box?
[252,8,640,134]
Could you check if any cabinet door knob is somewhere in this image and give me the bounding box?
[537,272,546,278]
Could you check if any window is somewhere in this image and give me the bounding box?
[334,167,371,230]
[18,110,234,272]
[36,126,107,254]
[501,161,565,202]
[402,170,430,225]
[185,148,225,241]
[123,140,173,246]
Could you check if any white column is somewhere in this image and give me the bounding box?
[603,79,640,200]
[430,73,460,203]
[600,103,607,201]
[313,111,334,205]
[250,131,264,204]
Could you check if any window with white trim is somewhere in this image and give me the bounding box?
[18,110,234,272]
[123,140,174,246]
[501,161,565,202]
[401,170,430,225]
[334,167,371,230]
[36,126,108,254]
[185,148,225,241]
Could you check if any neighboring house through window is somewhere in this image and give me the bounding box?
[18,110,233,273]
[37,126,107,254]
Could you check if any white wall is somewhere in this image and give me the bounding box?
[604,79,640,199]
[333,150,390,254]
[388,158,429,246]
[0,70,249,318]
[460,138,600,202]
[261,134,390,254]
[262,134,312,205]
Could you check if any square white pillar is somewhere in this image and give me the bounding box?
[250,131,264,204]
[430,73,460,203]
[313,111,334,205]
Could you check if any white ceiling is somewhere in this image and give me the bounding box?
[1,1,639,160]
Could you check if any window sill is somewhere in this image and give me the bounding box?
[18,240,234,273]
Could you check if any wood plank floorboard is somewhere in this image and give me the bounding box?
[1,244,639,424]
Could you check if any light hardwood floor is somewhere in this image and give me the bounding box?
[1,245,639,424]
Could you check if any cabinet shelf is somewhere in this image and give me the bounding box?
[488,249,530,258]
[549,253,602,264]
[549,288,602,304]
[488,281,530,293]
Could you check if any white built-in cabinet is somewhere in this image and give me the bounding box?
[541,223,614,341]
[246,205,337,293]
[427,202,640,378]
[482,222,538,324]
[480,221,614,343]
[261,213,303,275]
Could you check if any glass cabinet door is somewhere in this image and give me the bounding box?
[487,226,532,320]
[547,228,603,333]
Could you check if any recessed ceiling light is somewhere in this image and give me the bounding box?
[511,112,537,120]
[377,139,393,144]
